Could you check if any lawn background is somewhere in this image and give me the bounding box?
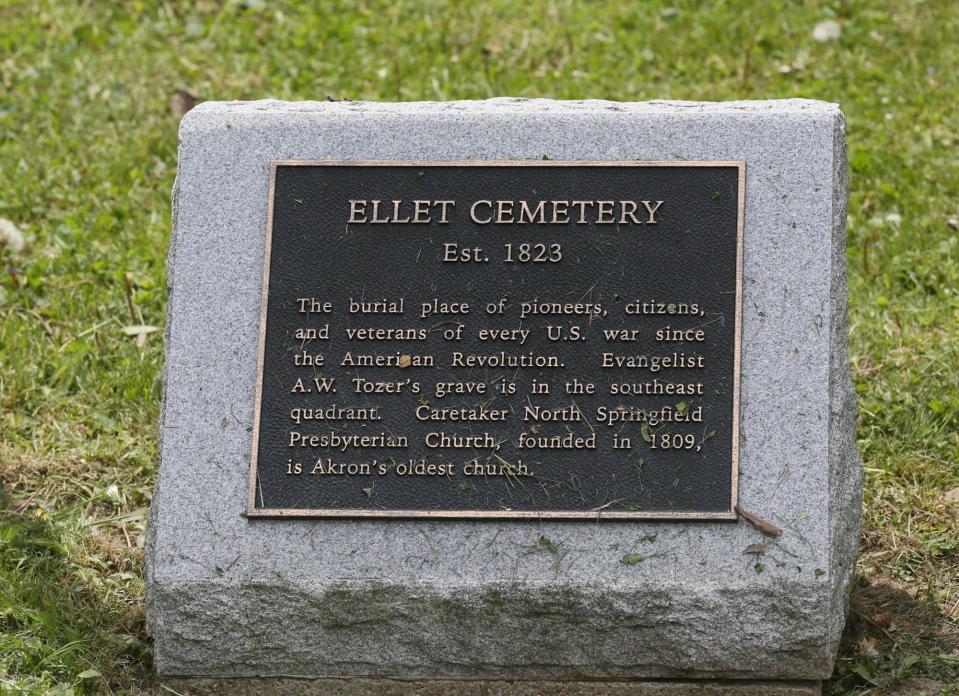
[0,1,957,694]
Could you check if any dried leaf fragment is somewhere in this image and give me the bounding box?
[0,218,25,254]
[171,89,199,118]
[812,20,842,42]
[122,325,159,335]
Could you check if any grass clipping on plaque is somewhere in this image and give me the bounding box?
[1,1,957,694]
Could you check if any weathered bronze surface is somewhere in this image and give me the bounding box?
[248,161,744,518]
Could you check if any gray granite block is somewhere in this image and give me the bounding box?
[146,99,861,680]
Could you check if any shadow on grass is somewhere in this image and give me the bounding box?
[0,491,152,694]
[828,575,959,695]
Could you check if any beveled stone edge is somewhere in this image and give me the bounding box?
[160,676,821,696]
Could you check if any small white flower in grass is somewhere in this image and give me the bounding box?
[812,20,842,42]
[0,218,24,254]
[885,213,902,226]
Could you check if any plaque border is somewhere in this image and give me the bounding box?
[246,160,745,520]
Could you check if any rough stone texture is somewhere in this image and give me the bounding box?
[164,677,821,696]
[146,99,861,680]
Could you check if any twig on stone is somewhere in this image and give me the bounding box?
[735,505,783,538]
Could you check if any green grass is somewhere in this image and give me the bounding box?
[0,0,957,693]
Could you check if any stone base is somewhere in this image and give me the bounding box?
[162,677,821,696]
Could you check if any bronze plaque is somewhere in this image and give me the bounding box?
[247,161,744,519]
